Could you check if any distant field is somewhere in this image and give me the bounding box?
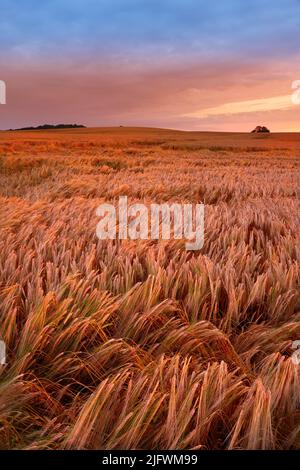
[0,127,299,449]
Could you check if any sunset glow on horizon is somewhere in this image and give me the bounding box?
[0,0,300,132]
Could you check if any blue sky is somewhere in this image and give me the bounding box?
[0,0,300,130]
[1,0,299,59]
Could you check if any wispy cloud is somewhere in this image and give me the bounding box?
[0,0,299,131]
[182,95,294,119]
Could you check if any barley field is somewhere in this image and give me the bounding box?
[0,127,299,450]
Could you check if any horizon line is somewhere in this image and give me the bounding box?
[1,125,300,134]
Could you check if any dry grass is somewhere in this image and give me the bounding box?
[0,127,299,449]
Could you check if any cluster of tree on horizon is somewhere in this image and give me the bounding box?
[251,125,270,133]
[8,124,86,131]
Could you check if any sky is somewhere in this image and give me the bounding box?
[0,0,300,131]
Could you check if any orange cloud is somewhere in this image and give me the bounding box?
[1,56,299,132]
[182,94,294,119]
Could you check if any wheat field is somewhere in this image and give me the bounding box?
[0,127,299,449]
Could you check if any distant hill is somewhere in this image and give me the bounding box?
[9,124,86,131]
